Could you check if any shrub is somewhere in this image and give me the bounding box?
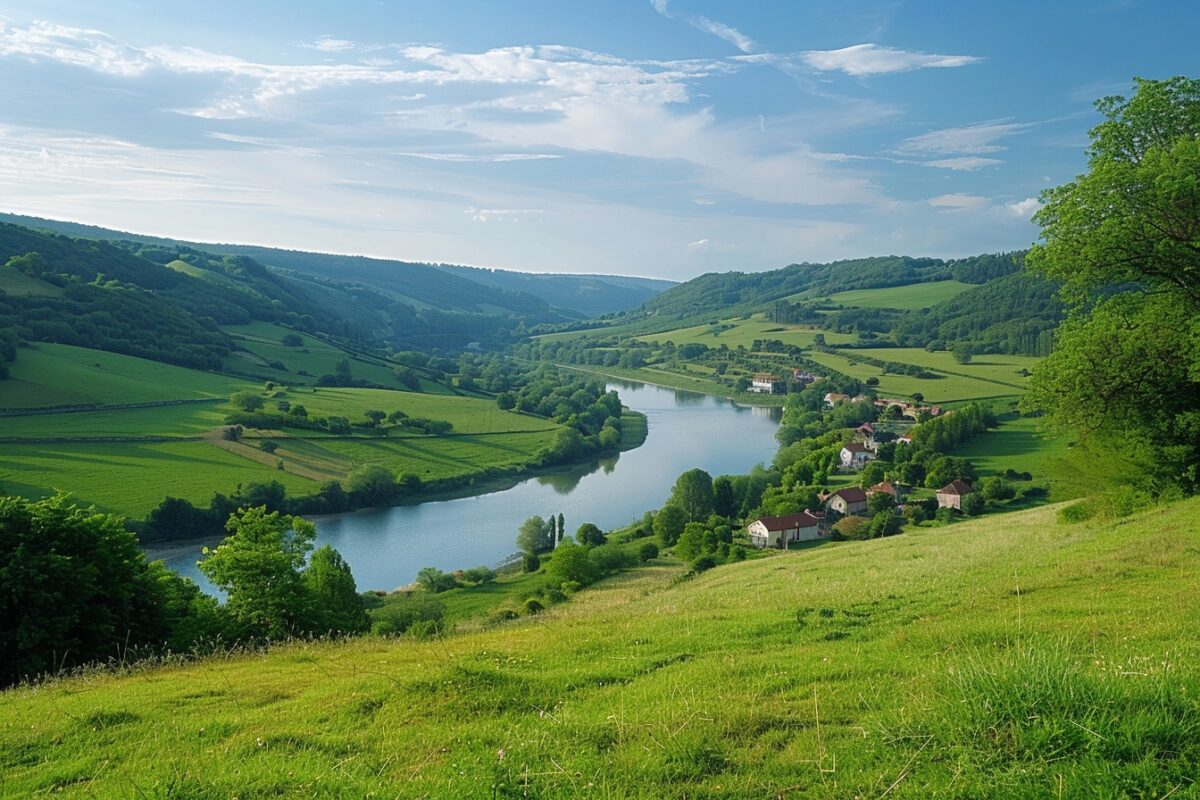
[370,595,445,636]
[522,553,541,573]
[961,492,986,516]
[461,566,496,585]
[523,598,544,615]
[691,555,717,573]
[407,619,444,640]
[832,515,869,541]
[638,542,659,562]
[1057,501,1094,524]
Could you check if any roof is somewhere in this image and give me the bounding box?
[938,479,974,495]
[828,487,868,504]
[856,422,876,434]
[752,374,780,382]
[750,512,821,532]
[842,442,871,454]
[824,392,849,401]
[868,481,899,496]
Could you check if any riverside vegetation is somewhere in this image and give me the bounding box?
[1,77,1199,796]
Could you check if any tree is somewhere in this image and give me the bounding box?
[952,343,973,364]
[230,391,265,412]
[335,358,354,386]
[415,567,458,594]
[281,333,303,347]
[346,466,397,506]
[653,503,687,546]
[364,410,386,426]
[961,492,986,516]
[859,462,886,488]
[545,541,597,586]
[0,495,169,686]
[557,513,565,545]
[832,515,868,541]
[670,468,714,522]
[304,546,369,634]
[387,410,408,425]
[199,507,316,638]
[867,511,902,538]
[1026,77,1200,492]
[516,515,552,555]
[867,492,895,516]
[575,522,606,547]
[496,392,517,410]
[712,476,736,518]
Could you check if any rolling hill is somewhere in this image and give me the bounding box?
[1,499,1196,797]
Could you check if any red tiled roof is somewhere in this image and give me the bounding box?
[938,479,973,495]
[750,512,821,532]
[868,481,898,496]
[843,442,871,454]
[829,487,868,503]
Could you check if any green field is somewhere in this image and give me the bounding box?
[221,322,406,388]
[806,350,1023,404]
[855,348,1039,390]
[0,440,317,516]
[956,414,1081,498]
[819,280,974,309]
[318,431,562,481]
[0,264,63,297]
[635,317,857,349]
[3,500,1197,797]
[0,343,253,409]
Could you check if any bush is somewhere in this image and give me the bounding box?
[1057,501,1094,524]
[370,595,445,636]
[832,515,869,541]
[961,492,986,516]
[461,566,496,585]
[523,598,544,615]
[522,553,541,573]
[407,619,444,640]
[638,542,660,562]
[691,555,717,573]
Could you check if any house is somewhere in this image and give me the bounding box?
[936,479,974,510]
[867,481,902,501]
[746,511,823,549]
[839,442,876,469]
[855,422,877,449]
[750,374,785,394]
[792,370,818,385]
[824,487,869,516]
[823,392,849,408]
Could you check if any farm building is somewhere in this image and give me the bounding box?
[746,512,823,549]
[937,479,974,510]
[749,374,785,394]
[867,481,901,501]
[824,487,869,516]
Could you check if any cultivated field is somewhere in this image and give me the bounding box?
[806,350,1026,404]
[3,500,1196,797]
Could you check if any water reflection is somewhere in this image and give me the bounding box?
[167,381,781,593]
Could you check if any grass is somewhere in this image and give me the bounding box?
[0,343,253,409]
[806,350,1023,404]
[956,413,1081,500]
[2,500,1198,797]
[634,317,857,349]
[0,265,63,297]
[221,322,404,388]
[819,280,974,309]
[317,431,562,482]
[559,363,789,406]
[0,441,316,516]
[854,348,1040,391]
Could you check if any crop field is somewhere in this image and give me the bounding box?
[820,280,974,309]
[221,322,402,387]
[0,440,316,516]
[635,317,857,349]
[806,350,1022,404]
[3,500,1197,797]
[0,343,253,409]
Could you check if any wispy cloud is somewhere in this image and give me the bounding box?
[649,1,756,53]
[898,120,1030,155]
[920,156,1004,171]
[928,193,990,212]
[303,36,359,53]
[466,206,544,222]
[801,43,982,76]
[397,152,562,162]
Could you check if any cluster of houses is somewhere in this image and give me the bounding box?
[746,477,975,549]
[838,422,912,470]
[748,369,820,395]
[823,392,944,420]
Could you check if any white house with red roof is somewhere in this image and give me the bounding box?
[746,511,824,549]
[840,442,876,469]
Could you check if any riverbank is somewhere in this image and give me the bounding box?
[557,363,790,407]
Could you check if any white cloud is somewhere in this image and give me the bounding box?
[1005,197,1041,218]
[921,156,1004,171]
[801,43,981,76]
[899,120,1030,155]
[0,19,150,76]
[928,193,990,212]
[397,152,562,162]
[687,238,710,248]
[304,36,358,53]
[689,17,756,53]
[466,206,544,222]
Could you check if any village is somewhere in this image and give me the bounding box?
[744,369,975,549]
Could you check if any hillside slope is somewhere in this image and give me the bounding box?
[3,501,1197,798]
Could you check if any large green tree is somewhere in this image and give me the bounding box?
[670,468,715,522]
[1026,76,1200,491]
[304,545,369,635]
[199,507,317,638]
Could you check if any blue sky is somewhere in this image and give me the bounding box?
[0,1,1196,279]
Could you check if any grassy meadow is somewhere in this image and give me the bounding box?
[806,350,1025,405]
[634,317,857,349]
[221,322,404,387]
[820,280,974,309]
[0,343,253,408]
[2,500,1197,797]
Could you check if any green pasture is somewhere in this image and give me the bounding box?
[318,431,560,481]
[806,350,1022,404]
[0,343,252,409]
[956,414,1081,500]
[3,501,1197,797]
[854,347,1039,390]
[0,440,316,517]
[634,318,857,349]
[0,265,63,297]
[818,280,974,309]
[221,322,401,387]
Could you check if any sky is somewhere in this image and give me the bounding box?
[0,1,1197,280]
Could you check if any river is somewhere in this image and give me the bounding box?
[165,381,781,593]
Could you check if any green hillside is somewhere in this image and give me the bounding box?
[2,500,1197,797]
[823,280,974,309]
